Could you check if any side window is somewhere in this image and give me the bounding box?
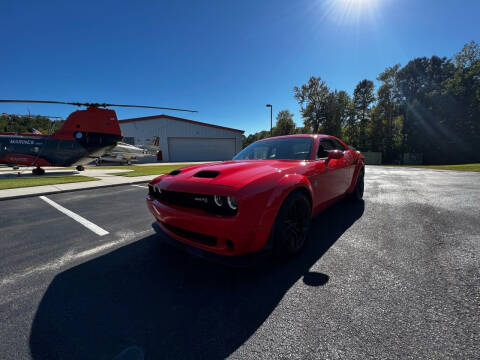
[317,140,332,158]
[317,139,346,158]
[321,139,335,151]
[330,139,347,151]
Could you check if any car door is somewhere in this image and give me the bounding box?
[321,138,349,196]
[329,138,354,192]
[310,138,344,211]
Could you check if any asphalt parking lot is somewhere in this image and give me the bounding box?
[0,166,479,359]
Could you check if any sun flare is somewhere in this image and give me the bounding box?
[323,0,381,24]
[340,0,376,6]
[338,0,379,11]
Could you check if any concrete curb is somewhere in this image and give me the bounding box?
[0,178,150,201]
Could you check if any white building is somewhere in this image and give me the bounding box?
[119,114,244,162]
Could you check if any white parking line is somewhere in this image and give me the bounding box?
[131,184,148,189]
[39,196,109,236]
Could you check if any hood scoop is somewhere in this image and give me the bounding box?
[193,170,219,178]
[169,169,181,176]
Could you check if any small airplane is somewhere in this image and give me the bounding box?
[143,136,161,154]
[95,141,148,165]
[0,99,197,175]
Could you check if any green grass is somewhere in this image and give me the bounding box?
[101,164,197,177]
[389,163,480,172]
[0,175,98,190]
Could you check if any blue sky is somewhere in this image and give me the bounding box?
[1,0,478,135]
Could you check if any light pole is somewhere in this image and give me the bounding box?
[265,104,272,136]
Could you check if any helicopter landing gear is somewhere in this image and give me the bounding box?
[32,167,45,176]
[76,165,85,171]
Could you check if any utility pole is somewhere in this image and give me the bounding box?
[266,104,272,136]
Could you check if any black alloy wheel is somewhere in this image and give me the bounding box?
[273,191,311,257]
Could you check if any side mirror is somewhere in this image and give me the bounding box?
[327,150,344,161]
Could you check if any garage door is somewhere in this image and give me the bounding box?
[168,137,236,162]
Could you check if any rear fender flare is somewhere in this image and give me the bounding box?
[347,161,365,194]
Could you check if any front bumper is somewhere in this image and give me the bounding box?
[152,222,270,267]
[146,195,273,256]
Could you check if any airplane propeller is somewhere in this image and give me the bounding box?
[0,99,198,113]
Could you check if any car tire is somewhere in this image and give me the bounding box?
[32,168,45,176]
[349,168,364,201]
[272,191,311,257]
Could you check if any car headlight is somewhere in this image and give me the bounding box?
[227,196,238,210]
[213,195,224,207]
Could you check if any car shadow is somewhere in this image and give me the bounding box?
[29,200,364,360]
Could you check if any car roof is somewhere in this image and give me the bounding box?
[257,134,331,141]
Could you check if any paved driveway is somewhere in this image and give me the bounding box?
[0,166,479,359]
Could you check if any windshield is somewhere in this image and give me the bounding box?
[234,137,313,160]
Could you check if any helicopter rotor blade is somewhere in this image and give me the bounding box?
[0,112,62,119]
[0,99,76,106]
[0,99,198,113]
[11,114,63,119]
[96,103,198,113]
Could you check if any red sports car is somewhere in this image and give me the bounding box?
[147,134,364,260]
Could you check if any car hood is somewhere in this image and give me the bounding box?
[159,160,307,190]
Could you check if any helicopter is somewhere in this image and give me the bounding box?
[0,100,197,175]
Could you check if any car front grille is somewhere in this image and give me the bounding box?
[149,185,237,216]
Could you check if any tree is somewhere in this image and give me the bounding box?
[396,56,456,162]
[273,110,296,136]
[353,79,375,150]
[442,41,480,163]
[280,41,480,164]
[342,101,358,148]
[323,90,350,137]
[294,76,330,133]
[323,92,338,136]
[368,106,384,152]
[0,114,63,134]
[295,126,310,134]
[377,64,401,161]
[454,40,480,69]
[242,130,271,148]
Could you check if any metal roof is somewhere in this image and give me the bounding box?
[119,114,244,134]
